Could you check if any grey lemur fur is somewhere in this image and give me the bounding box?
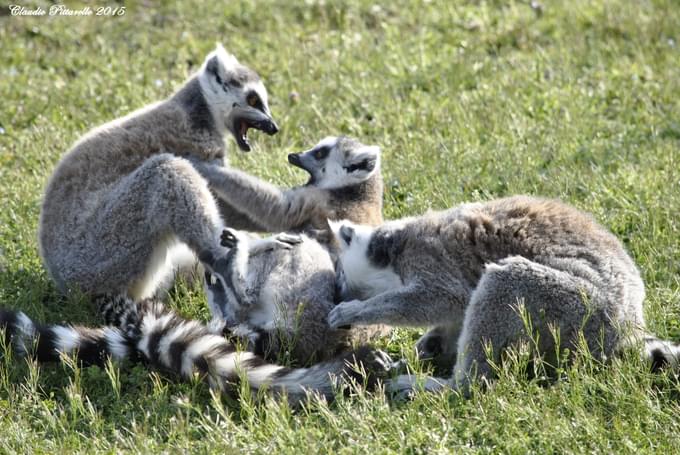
[202,136,391,365]
[38,44,324,302]
[0,296,393,406]
[328,195,680,395]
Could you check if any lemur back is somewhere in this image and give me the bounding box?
[201,137,391,365]
[328,196,677,395]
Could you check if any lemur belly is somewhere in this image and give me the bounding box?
[246,284,281,331]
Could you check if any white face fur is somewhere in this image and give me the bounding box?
[197,44,277,151]
[329,220,403,299]
[288,136,381,189]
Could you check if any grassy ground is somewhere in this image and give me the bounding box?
[1,0,679,452]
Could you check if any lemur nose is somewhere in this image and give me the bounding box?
[268,120,279,135]
[287,153,301,165]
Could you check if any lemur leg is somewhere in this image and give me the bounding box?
[389,256,611,399]
[452,256,613,394]
[91,154,226,300]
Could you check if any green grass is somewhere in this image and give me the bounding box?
[1,0,680,452]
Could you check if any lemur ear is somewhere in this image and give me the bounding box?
[339,225,355,246]
[328,219,354,246]
[203,44,238,83]
[346,145,380,174]
[205,56,221,80]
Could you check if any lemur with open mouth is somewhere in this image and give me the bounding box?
[38,44,321,304]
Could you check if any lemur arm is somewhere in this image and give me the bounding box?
[215,198,267,232]
[328,282,465,329]
[191,160,327,232]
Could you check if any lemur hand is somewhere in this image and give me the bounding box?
[274,232,303,246]
[246,233,302,256]
[328,299,364,329]
[224,323,263,351]
[221,228,240,248]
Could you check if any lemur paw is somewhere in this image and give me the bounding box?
[206,317,226,335]
[342,347,394,388]
[274,232,303,247]
[328,299,363,329]
[373,349,396,374]
[389,358,411,374]
[221,228,240,248]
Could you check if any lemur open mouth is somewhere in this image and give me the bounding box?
[235,120,253,152]
[231,108,279,152]
[287,153,316,185]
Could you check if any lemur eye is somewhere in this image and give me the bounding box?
[246,91,262,110]
[314,147,331,160]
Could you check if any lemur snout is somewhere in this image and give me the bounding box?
[287,153,301,165]
[263,118,279,135]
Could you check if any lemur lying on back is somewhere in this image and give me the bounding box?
[199,136,391,365]
[327,196,680,396]
[0,136,396,403]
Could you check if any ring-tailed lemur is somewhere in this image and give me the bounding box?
[327,196,680,396]
[189,135,384,234]
[202,136,391,365]
[39,44,324,304]
[0,296,393,405]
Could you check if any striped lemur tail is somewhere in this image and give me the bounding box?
[0,304,136,365]
[643,335,680,372]
[0,296,392,405]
